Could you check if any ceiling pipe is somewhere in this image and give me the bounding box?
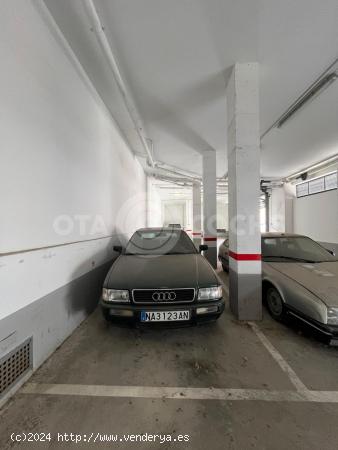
[148,167,229,188]
[150,173,195,185]
[260,176,284,181]
[156,160,229,183]
[67,4,226,185]
[285,154,338,182]
[145,165,198,184]
[80,0,218,182]
[154,166,200,182]
[73,6,235,187]
[54,0,231,185]
[153,176,191,188]
[83,0,155,167]
[155,161,201,179]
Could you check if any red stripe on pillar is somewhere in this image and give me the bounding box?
[192,232,202,236]
[204,237,217,242]
[229,251,261,261]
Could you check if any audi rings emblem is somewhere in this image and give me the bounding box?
[152,291,176,302]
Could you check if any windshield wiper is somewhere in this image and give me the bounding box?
[263,256,317,263]
[164,252,191,255]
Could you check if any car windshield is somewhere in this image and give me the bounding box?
[262,236,337,263]
[125,229,197,256]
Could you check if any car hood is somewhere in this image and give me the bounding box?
[105,254,219,290]
[266,261,338,307]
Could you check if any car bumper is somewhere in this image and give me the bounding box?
[315,322,338,344]
[100,298,225,324]
[286,308,338,344]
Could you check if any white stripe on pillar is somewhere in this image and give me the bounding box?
[229,259,261,275]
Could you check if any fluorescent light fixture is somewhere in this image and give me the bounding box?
[261,58,338,140]
[276,72,338,129]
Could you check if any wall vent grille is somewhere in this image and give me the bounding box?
[0,338,32,398]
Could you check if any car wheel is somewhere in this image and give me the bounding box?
[266,287,285,321]
[102,308,112,322]
[222,262,229,273]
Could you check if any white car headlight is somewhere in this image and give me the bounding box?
[198,286,222,301]
[102,288,130,303]
[327,307,338,325]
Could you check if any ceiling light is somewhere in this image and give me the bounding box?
[276,71,338,129]
[261,58,338,139]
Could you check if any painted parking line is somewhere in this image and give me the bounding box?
[248,322,307,392]
[20,382,338,403]
[221,279,307,391]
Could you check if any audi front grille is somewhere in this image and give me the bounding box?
[132,288,195,304]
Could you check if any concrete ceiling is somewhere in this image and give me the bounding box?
[261,81,338,178]
[44,0,338,179]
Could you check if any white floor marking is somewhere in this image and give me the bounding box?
[248,322,308,392]
[19,276,313,405]
[221,277,307,392]
[20,382,338,403]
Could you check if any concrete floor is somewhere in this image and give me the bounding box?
[1,270,338,449]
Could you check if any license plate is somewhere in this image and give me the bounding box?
[140,310,190,322]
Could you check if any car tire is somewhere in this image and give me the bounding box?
[222,262,229,273]
[102,308,112,322]
[266,287,285,321]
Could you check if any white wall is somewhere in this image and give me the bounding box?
[293,189,338,245]
[162,201,186,227]
[147,185,229,232]
[0,0,146,320]
[147,178,162,227]
[217,200,228,230]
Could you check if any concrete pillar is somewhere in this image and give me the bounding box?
[226,63,262,320]
[192,182,202,247]
[284,183,295,233]
[202,150,217,268]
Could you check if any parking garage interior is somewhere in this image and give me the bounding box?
[1,1,338,449]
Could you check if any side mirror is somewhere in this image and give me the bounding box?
[328,249,336,256]
[199,244,208,253]
[113,245,123,253]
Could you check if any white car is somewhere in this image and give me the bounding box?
[219,232,338,344]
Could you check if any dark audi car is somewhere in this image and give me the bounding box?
[101,228,224,324]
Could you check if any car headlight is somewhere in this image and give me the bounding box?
[102,288,130,303]
[198,286,222,301]
[327,307,338,325]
